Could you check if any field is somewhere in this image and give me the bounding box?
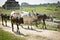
[21,5,60,19]
[0,5,60,19]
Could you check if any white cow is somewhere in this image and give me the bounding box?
[20,11,31,17]
[11,11,16,15]
[11,11,21,18]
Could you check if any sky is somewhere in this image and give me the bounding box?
[0,0,60,7]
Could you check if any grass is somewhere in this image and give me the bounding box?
[0,29,25,40]
[0,6,60,19]
[37,24,60,31]
[0,8,20,15]
[21,6,60,19]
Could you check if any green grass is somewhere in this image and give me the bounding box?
[0,30,25,40]
[0,8,21,15]
[0,6,60,19]
[37,24,60,31]
[21,6,60,19]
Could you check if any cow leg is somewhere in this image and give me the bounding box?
[44,24,47,29]
[42,25,46,29]
[28,25,29,29]
[42,20,47,29]
[36,23,38,27]
[2,18,4,26]
[5,19,7,27]
[31,26,32,30]
[44,21,47,29]
[12,23,14,31]
[35,20,38,27]
[42,25,44,29]
[17,24,20,34]
[30,24,33,30]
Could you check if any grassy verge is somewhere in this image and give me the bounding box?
[0,29,26,40]
[37,24,60,31]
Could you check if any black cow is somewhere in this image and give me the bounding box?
[0,14,10,26]
[35,13,52,29]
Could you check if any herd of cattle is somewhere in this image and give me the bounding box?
[0,11,53,34]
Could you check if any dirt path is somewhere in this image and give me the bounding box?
[0,22,60,40]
